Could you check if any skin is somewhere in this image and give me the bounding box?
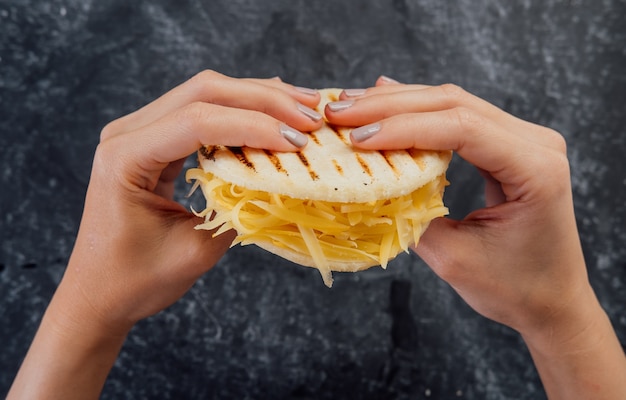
[8,71,626,399]
[326,78,626,399]
[7,70,322,399]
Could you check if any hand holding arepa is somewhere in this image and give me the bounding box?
[66,70,324,330]
[7,71,323,399]
[325,77,626,399]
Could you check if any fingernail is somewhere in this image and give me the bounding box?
[351,123,381,143]
[297,103,322,122]
[327,100,354,112]
[343,88,366,97]
[380,75,400,84]
[295,86,318,96]
[280,123,308,148]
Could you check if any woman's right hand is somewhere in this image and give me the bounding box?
[7,70,323,400]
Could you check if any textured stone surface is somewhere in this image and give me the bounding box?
[1,1,625,398]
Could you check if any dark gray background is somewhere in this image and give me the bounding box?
[1,1,625,399]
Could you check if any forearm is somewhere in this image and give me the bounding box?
[522,291,626,400]
[8,283,129,400]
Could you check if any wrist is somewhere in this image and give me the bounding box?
[519,284,606,356]
[49,277,134,344]
[7,282,130,400]
[519,287,626,399]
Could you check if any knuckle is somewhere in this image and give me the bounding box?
[439,83,468,104]
[541,154,571,196]
[544,127,568,154]
[531,128,570,188]
[91,137,120,176]
[190,69,225,94]
[193,69,221,82]
[450,106,486,133]
[176,101,213,131]
[99,120,121,142]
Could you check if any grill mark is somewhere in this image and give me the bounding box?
[408,149,426,171]
[309,131,321,145]
[380,150,400,177]
[226,146,256,172]
[332,159,344,175]
[355,153,372,177]
[327,123,349,145]
[296,152,319,180]
[199,145,218,161]
[263,149,287,174]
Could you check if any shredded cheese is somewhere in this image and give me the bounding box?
[186,169,448,287]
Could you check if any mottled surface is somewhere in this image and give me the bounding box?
[1,1,625,399]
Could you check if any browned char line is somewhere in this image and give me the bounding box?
[309,131,321,145]
[226,146,256,172]
[354,153,372,177]
[408,148,427,171]
[199,145,218,161]
[263,149,287,174]
[296,152,319,180]
[332,159,343,175]
[380,150,401,177]
[327,123,349,145]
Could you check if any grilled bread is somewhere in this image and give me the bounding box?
[186,89,451,287]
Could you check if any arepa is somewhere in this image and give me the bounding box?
[186,89,451,287]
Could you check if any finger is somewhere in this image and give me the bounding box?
[100,103,309,192]
[328,85,503,126]
[413,217,469,279]
[411,217,490,294]
[376,75,403,86]
[103,70,322,139]
[328,84,563,150]
[244,77,321,108]
[478,168,507,207]
[349,109,538,202]
[153,158,187,199]
[165,216,235,280]
[338,82,431,101]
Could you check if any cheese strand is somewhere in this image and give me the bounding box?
[186,168,448,286]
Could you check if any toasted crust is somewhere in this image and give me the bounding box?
[192,89,452,280]
[198,89,452,203]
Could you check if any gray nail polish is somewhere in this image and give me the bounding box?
[297,103,322,122]
[380,75,400,84]
[280,123,308,148]
[327,100,354,112]
[351,123,381,142]
[343,88,366,97]
[295,86,318,96]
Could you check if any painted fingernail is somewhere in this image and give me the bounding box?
[295,86,318,96]
[380,75,400,84]
[351,123,381,142]
[343,88,366,97]
[280,123,308,148]
[327,100,354,112]
[297,103,322,122]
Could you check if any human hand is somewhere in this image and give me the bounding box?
[326,78,582,334]
[61,70,323,334]
[324,78,626,399]
[8,70,324,399]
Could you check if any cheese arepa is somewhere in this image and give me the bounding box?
[186,89,451,287]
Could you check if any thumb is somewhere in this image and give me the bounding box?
[165,214,236,280]
[413,217,483,285]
